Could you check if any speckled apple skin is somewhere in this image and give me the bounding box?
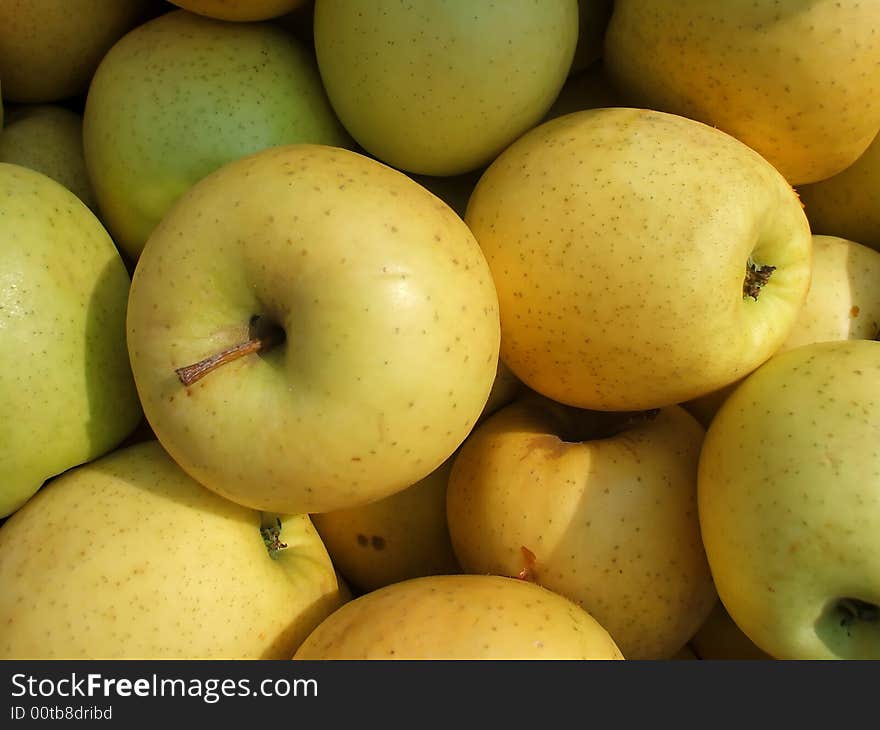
[447,399,716,660]
[698,340,880,660]
[313,0,578,176]
[0,163,140,517]
[604,0,880,185]
[126,144,500,516]
[0,441,343,659]
[294,574,624,660]
[83,9,350,260]
[466,107,812,411]
[0,0,152,103]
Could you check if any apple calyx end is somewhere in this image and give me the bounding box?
[743,260,776,301]
[260,516,288,560]
[515,545,538,582]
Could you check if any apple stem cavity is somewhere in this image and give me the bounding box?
[837,598,879,630]
[743,259,776,301]
[260,516,288,560]
[174,316,285,386]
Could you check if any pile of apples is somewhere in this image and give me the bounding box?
[1,0,879,661]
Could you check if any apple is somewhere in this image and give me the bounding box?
[798,132,880,252]
[684,233,880,428]
[312,0,578,175]
[127,143,501,517]
[169,0,308,22]
[0,0,156,103]
[83,9,351,261]
[543,61,622,123]
[0,163,141,518]
[0,441,344,659]
[604,1,880,185]
[311,457,460,594]
[689,601,772,661]
[0,105,96,210]
[293,574,624,659]
[465,107,812,412]
[446,393,716,660]
[698,339,880,659]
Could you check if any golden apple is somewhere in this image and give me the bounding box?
[465,107,812,411]
[293,574,624,659]
[446,394,717,660]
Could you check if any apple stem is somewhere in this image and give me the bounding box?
[175,326,284,386]
[516,545,538,582]
[743,260,776,301]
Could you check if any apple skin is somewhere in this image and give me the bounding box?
[0,163,141,518]
[0,0,156,103]
[293,574,624,659]
[465,107,812,411]
[83,9,351,261]
[798,132,880,252]
[313,0,578,176]
[698,339,880,660]
[684,234,880,428]
[0,441,343,659]
[604,0,880,185]
[170,0,307,21]
[127,144,501,517]
[0,105,96,210]
[312,457,460,594]
[446,394,716,660]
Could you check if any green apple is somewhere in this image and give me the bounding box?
[684,233,880,428]
[0,441,344,659]
[83,9,351,262]
[170,0,308,21]
[604,0,880,185]
[127,144,501,517]
[293,574,624,659]
[312,457,460,594]
[0,163,141,518]
[798,132,880,251]
[446,394,716,660]
[465,107,812,412]
[313,0,578,175]
[689,601,772,661]
[0,0,155,103]
[698,339,880,659]
[0,105,96,210]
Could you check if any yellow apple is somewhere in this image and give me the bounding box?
[0,441,343,659]
[0,163,141,518]
[127,144,500,516]
[684,234,880,427]
[698,339,880,659]
[312,457,460,593]
[293,574,624,659]
[604,0,880,185]
[466,107,812,411]
[446,394,717,660]
[798,131,880,252]
[313,0,578,175]
[0,0,155,103]
[0,105,96,210]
